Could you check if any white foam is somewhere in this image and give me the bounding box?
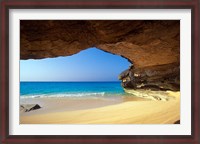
[20,92,106,98]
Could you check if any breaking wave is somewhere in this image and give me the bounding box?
[20,92,106,98]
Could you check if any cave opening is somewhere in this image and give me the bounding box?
[20,47,132,97]
[20,47,131,82]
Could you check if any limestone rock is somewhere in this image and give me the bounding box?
[124,89,175,101]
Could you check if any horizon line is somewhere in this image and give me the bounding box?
[20,81,121,82]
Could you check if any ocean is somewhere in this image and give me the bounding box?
[20,82,127,98]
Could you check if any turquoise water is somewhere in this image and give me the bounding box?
[20,82,126,98]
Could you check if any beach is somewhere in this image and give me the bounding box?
[19,20,181,125]
[20,91,180,124]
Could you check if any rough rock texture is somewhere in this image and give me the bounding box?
[123,89,176,101]
[119,63,180,91]
[20,104,41,112]
[20,20,180,91]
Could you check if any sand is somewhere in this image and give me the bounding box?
[20,92,180,124]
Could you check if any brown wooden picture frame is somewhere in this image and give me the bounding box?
[0,0,199,144]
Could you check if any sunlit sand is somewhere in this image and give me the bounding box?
[20,91,180,124]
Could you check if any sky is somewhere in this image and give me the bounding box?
[20,48,131,82]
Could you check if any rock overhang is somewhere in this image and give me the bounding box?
[20,20,180,91]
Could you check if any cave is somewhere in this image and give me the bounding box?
[20,20,180,91]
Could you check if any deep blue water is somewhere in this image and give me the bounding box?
[20,82,126,98]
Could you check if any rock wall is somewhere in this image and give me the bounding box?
[20,20,180,91]
[118,63,180,91]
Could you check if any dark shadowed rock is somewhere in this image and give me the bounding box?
[119,63,180,91]
[174,120,180,124]
[118,69,130,80]
[20,104,41,112]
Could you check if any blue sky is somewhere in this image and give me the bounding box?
[20,48,131,82]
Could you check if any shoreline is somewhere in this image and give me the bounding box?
[20,92,180,124]
[20,96,149,116]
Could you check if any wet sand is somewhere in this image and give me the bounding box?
[20,92,180,124]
